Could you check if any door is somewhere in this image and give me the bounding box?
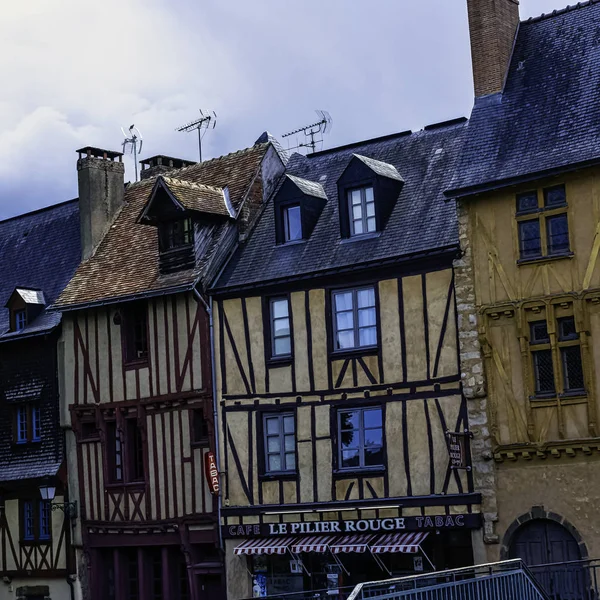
[197,574,224,600]
[509,519,584,599]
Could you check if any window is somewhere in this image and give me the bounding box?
[348,187,376,236]
[106,419,145,484]
[14,309,27,331]
[127,420,145,482]
[283,205,302,242]
[516,185,570,261]
[332,287,377,350]
[159,218,193,251]
[106,421,123,483]
[263,413,296,474]
[192,409,209,445]
[22,499,51,542]
[530,316,585,397]
[123,302,148,364]
[270,298,291,358]
[15,404,41,444]
[80,420,98,440]
[338,407,383,470]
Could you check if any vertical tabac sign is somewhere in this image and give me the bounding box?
[446,430,473,470]
[205,451,220,495]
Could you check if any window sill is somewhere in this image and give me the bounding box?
[517,252,573,266]
[276,239,306,247]
[259,472,298,482]
[124,358,149,370]
[330,346,378,360]
[266,355,293,367]
[21,539,51,546]
[333,466,386,478]
[191,440,210,449]
[530,391,587,402]
[340,232,381,244]
[105,481,146,490]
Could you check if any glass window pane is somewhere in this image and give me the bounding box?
[547,214,570,255]
[283,415,295,433]
[337,330,355,349]
[562,346,585,391]
[533,350,555,394]
[267,437,281,453]
[285,453,296,471]
[273,317,290,337]
[357,288,375,308]
[364,187,374,202]
[274,337,291,356]
[358,307,376,327]
[365,429,383,447]
[268,455,282,472]
[558,317,577,341]
[364,409,382,429]
[365,447,384,467]
[335,292,353,312]
[336,311,354,331]
[530,321,549,344]
[266,417,280,435]
[272,299,289,319]
[284,435,295,452]
[353,219,364,235]
[352,205,363,220]
[366,217,376,232]
[366,202,375,217]
[519,220,542,258]
[544,185,566,207]
[351,190,362,205]
[342,450,360,468]
[340,410,360,430]
[517,191,538,213]
[359,327,377,347]
[285,205,302,241]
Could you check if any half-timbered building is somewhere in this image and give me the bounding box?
[448,0,600,571]
[0,201,81,600]
[211,120,489,599]
[53,140,285,600]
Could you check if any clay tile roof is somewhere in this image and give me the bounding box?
[55,143,269,309]
[158,177,232,217]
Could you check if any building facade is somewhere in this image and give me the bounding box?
[211,122,492,599]
[54,142,284,600]
[450,0,600,568]
[0,202,81,600]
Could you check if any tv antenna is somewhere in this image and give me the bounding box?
[176,109,217,162]
[121,124,143,181]
[282,110,332,154]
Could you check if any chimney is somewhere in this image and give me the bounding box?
[76,147,125,260]
[466,0,520,97]
[139,155,196,180]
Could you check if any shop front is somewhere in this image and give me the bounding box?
[224,513,480,598]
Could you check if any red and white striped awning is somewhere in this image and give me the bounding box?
[370,532,429,554]
[234,537,296,556]
[329,534,376,554]
[291,536,339,553]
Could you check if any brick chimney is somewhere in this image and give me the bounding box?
[76,147,125,260]
[466,0,520,97]
[139,155,195,180]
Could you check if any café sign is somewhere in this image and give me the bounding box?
[223,513,481,538]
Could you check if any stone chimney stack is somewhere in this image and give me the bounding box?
[466,0,520,97]
[139,155,196,180]
[76,147,125,260]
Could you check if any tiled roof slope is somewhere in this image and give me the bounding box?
[214,121,466,291]
[158,177,232,217]
[55,143,269,309]
[447,2,600,196]
[0,200,80,339]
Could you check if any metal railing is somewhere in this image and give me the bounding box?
[349,559,549,600]
[530,558,600,600]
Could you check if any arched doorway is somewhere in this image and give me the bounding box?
[509,519,581,565]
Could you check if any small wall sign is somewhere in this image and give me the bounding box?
[205,451,220,495]
[446,430,473,470]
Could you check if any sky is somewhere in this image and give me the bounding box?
[0,0,573,219]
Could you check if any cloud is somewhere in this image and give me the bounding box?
[0,0,572,219]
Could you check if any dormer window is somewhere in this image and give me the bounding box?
[14,310,27,331]
[283,205,302,242]
[159,218,192,251]
[349,187,376,236]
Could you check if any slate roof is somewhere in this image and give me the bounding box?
[55,143,270,309]
[151,177,232,217]
[0,200,80,339]
[286,174,328,200]
[447,1,600,196]
[8,288,46,306]
[214,121,466,292]
[354,154,404,182]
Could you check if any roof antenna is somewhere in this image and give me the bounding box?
[121,124,143,181]
[176,110,217,163]
[282,110,332,154]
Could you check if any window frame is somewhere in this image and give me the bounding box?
[516,184,571,263]
[261,412,297,477]
[191,408,210,447]
[21,499,51,544]
[14,309,27,332]
[331,286,378,353]
[158,218,193,252]
[282,204,303,243]
[105,417,146,486]
[347,186,376,237]
[14,404,42,445]
[336,406,385,472]
[267,296,293,361]
[122,302,149,366]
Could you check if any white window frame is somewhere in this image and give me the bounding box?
[332,286,377,351]
[348,186,376,236]
[263,413,296,474]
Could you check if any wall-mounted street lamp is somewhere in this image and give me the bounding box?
[39,485,77,519]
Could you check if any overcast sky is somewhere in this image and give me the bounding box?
[0,0,571,219]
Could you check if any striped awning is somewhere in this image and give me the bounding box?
[291,536,339,553]
[234,537,295,556]
[370,532,429,554]
[329,534,376,554]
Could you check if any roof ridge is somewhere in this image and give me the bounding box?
[523,0,600,24]
[0,198,78,225]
